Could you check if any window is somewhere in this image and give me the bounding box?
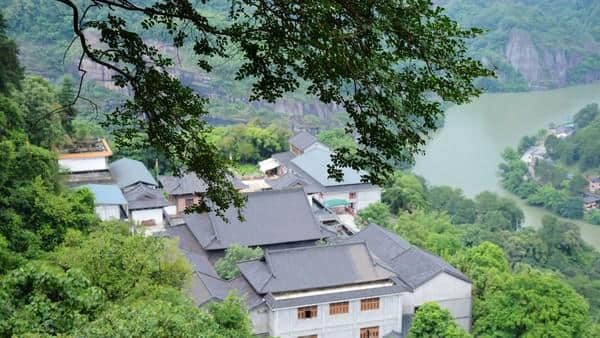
[297,306,318,319]
[298,335,317,338]
[329,301,349,315]
[360,298,380,311]
[360,326,379,338]
[185,198,194,207]
[349,192,357,199]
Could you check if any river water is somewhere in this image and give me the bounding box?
[413,83,600,249]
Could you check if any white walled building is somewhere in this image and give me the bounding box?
[267,147,381,212]
[79,184,127,221]
[58,139,112,173]
[238,243,408,338]
[168,198,472,338]
[123,183,169,232]
[58,139,114,187]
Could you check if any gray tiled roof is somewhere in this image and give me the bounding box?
[272,151,377,194]
[159,173,247,196]
[348,224,470,288]
[110,158,158,188]
[123,183,169,210]
[80,184,127,205]
[289,131,318,151]
[184,188,325,250]
[238,242,397,294]
[265,171,307,190]
[291,148,364,187]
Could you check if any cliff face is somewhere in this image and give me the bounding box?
[503,30,596,89]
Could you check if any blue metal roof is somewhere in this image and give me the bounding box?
[109,158,158,188]
[80,184,127,205]
[291,148,363,186]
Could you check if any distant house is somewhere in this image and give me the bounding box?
[589,177,600,193]
[288,131,328,156]
[58,139,113,187]
[268,147,381,211]
[109,157,158,189]
[123,183,169,230]
[159,173,248,216]
[79,184,127,221]
[584,195,600,211]
[521,145,547,166]
[550,125,575,139]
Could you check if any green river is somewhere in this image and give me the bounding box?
[413,83,600,249]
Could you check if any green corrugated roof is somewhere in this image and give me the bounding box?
[323,199,350,208]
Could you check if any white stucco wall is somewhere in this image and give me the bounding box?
[269,294,403,338]
[130,208,164,227]
[59,157,108,173]
[95,205,121,221]
[402,272,472,331]
[355,188,382,210]
[321,187,381,211]
[250,305,270,335]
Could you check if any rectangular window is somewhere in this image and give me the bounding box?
[185,198,194,207]
[360,326,379,338]
[297,306,318,319]
[329,301,349,315]
[360,298,380,311]
[298,335,317,338]
[349,192,357,199]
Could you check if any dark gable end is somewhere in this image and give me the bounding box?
[347,224,471,288]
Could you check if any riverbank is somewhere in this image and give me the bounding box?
[413,83,600,249]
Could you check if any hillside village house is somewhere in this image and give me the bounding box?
[270,147,381,212]
[78,184,127,221]
[109,157,159,189]
[166,189,472,337]
[520,145,546,166]
[260,132,381,213]
[58,139,113,186]
[123,183,169,231]
[159,173,248,216]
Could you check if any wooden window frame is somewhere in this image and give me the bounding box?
[360,297,380,311]
[329,301,349,315]
[297,305,318,320]
[360,326,379,338]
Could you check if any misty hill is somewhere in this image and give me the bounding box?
[3,0,600,104]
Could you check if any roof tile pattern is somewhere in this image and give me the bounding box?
[348,224,470,287]
[239,242,396,293]
[110,158,157,188]
[184,189,325,250]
